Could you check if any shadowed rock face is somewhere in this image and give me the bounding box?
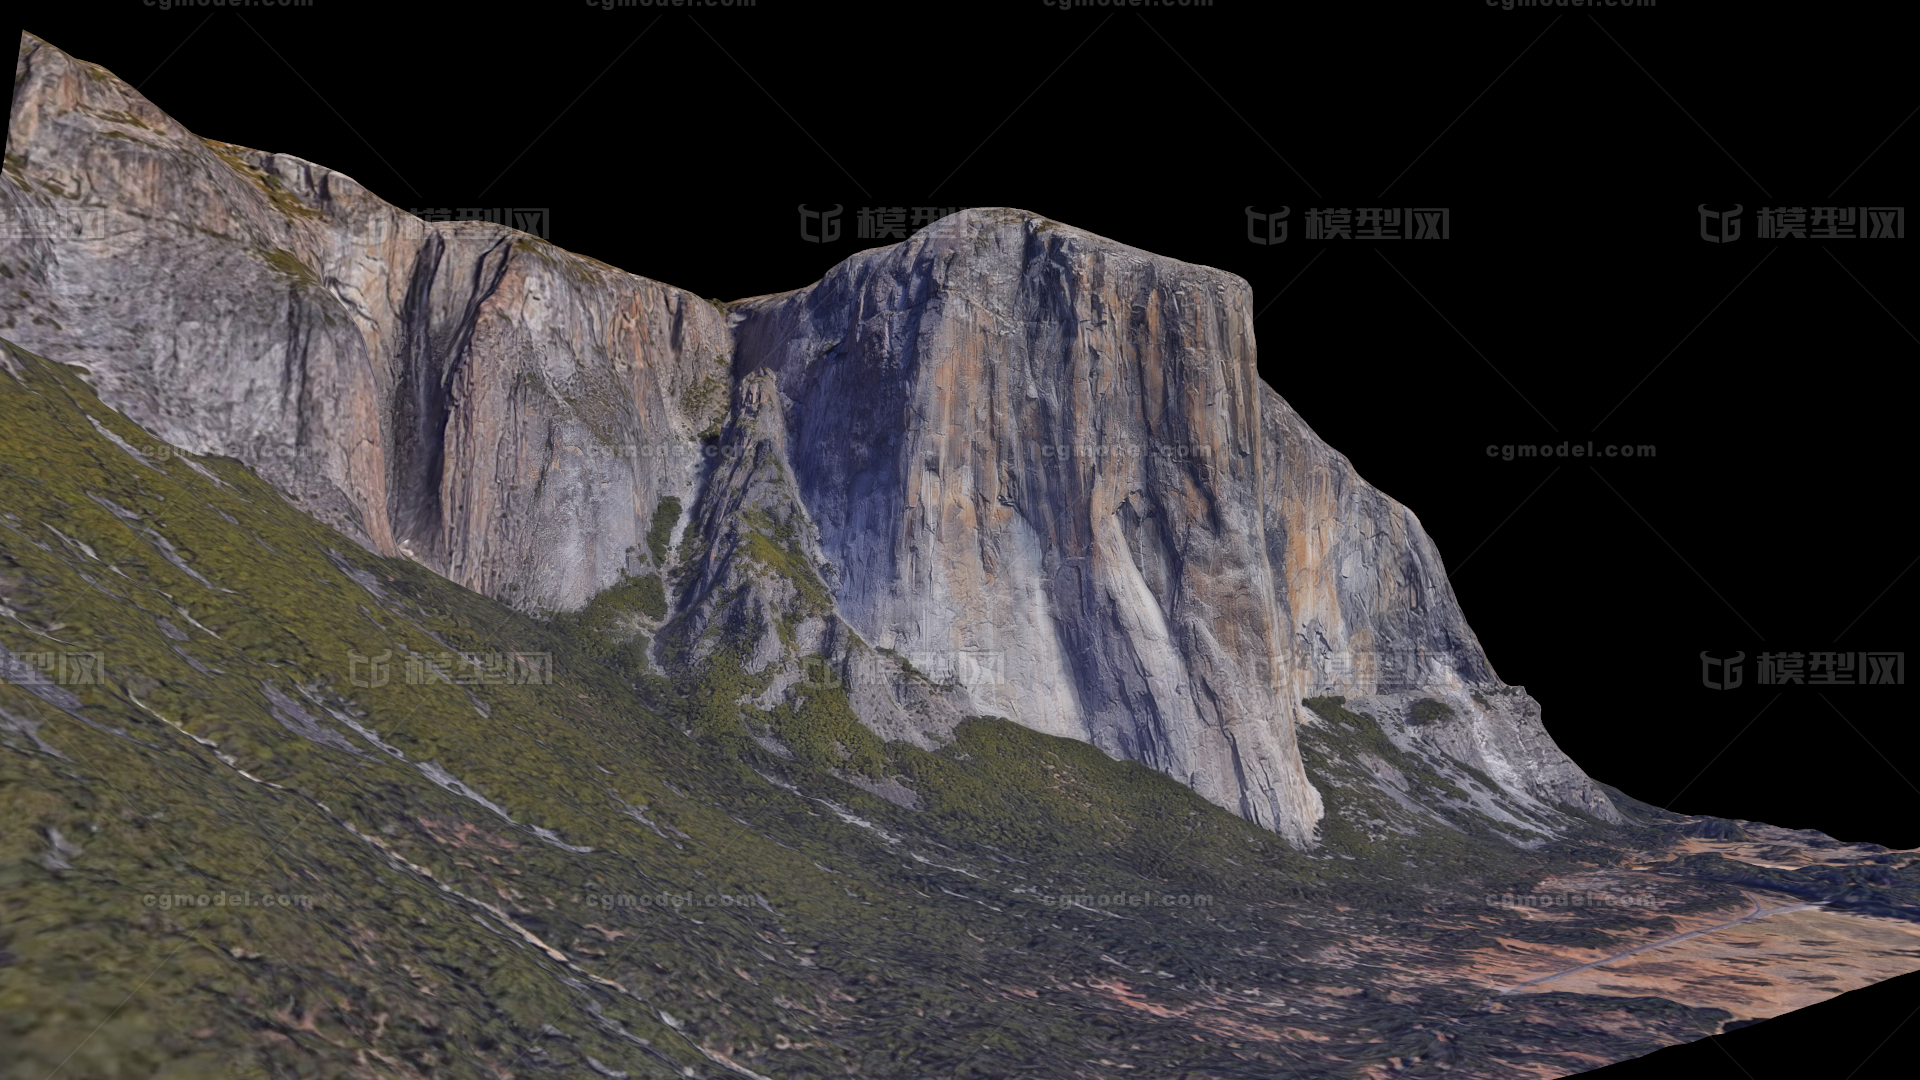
[2,31,1617,843]
[727,212,1325,840]
[724,212,1617,842]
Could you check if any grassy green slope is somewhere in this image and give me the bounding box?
[0,339,1753,1079]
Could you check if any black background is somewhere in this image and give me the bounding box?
[11,2,1916,1075]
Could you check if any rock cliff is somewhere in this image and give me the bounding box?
[726,213,1322,837]
[2,31,728,615]
[3,31,1617,843]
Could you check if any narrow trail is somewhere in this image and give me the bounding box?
[1497,894,1821,994]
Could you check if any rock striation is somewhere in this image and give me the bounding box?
[3,31,1617,843]
[727,214,1324,836]
[2,32,728,614]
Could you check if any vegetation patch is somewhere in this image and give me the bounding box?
[876,646,937,686]
[683,373,729,439]
[546,572,668,677]
[256,247,319,290]
[736,507,833,634]
[0,336,1785,1079]
[763,683,886,778]
[646,495,681,565]
[200,138,327,221]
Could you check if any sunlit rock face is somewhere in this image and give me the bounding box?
[727,210,1324,840]
[2,32,729,614]
[4,32,1617,843]
[726,210,1617,842]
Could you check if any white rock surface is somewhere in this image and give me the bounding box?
[3,33,1618,844]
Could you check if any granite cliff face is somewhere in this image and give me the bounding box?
[1,32,728,615]
[726,215,1323,838]
[3,32,1617,843]
[721,214,1617,840]
[1258,386,1621,822]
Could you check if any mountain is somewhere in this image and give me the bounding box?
[2,31,1613,847]
[8,333,1919,1079]
[6,32,1920,1080]
[3,33,730,607]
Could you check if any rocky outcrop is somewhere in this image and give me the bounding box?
[722,210,1616,841]
[658,367,976,748]
[726,211,1324,839]
[3,31,1617,843]
[1,32,728,614]
[1258,386,1619,824]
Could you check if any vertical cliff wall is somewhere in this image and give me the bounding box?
[722,210,1617,841]
[4,32,1617,843]
[2,32,729,614]
[725,211,1324,840]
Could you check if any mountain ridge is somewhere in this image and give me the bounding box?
[8,30,1920,1080]
[1,29,1615,845]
